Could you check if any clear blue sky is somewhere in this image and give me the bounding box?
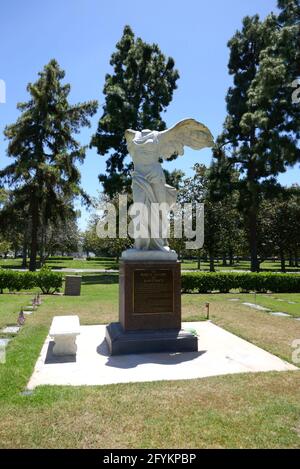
[0,0,299,230]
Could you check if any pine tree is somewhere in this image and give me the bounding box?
[0,190,30,265]
[91,25,179,197]
[212,1,300,271]
[1,60,97,270]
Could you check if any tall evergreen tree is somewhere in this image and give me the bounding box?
[212,1,300,271]
[91,25,179,197]
[0,60,97,270]
[0,190,30,265]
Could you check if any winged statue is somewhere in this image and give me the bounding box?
[123,118,214,259]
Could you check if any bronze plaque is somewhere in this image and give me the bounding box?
[119,260,181,331]
[133,269,173,314]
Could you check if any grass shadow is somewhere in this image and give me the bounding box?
[81,273,119,285]
[0,264,24,270]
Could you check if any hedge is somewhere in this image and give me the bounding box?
[0,267,63,294]
[181,272,300,293]
[47,256,73,261]
[86,257,113,261]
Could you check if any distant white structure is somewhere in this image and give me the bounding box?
[0,79,6,104]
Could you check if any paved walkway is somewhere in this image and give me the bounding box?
[27,321,298,389]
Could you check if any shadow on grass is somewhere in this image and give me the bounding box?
[0,264,24,270]
[81,273,119,285]
[260,267,300,273]
[46,261,119,270]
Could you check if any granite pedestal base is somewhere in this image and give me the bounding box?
[106,258,198,355]
[119,259,181,330]
[105,322,198,355]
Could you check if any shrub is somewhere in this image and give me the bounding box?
[35,266,63,294]
[0,267,62,294]
[0,270,33,292]
[86,257,113,261]
[0,269,15,293]
[47,256,73,261]
[181,272,300,294]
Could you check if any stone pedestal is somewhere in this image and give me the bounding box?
[52,335,78,356]
[119,260,181,330]
[106,259,198,355]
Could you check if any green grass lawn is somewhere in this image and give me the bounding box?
[0,273,299,448]
[183,291,300,319]
[1,257,300,272]
[232,293,300,318]
[181,259,300,272]
[0,257,119,270]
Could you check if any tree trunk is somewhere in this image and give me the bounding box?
[39,246,44,267]
[209,252,215,272]
[197,251,201,270]
[222,254,227,266]
[22,242,27,268]
[295,249,299,267]
[280,247,286,273]
[39,225,45,266]
[29,199,39,272]
[249,220,259,271]
[229,247,234,266]
[248,151,260,273]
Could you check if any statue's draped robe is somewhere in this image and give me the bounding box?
[130,131,177,250]
[132,164,177,250]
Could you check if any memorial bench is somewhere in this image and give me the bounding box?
[50,315,80,356]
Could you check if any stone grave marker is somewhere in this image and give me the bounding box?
[64,275,82,296]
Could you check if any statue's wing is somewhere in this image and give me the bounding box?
[158,118,214,160]
[125,129,136,145]
[124,129,138,155]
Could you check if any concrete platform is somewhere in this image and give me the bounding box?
[242,302,270,311]
[1,326,20,334]
[27,322,298,389]
[106,322,198,355]
[0,338,11,347]
[270,312,291,317]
